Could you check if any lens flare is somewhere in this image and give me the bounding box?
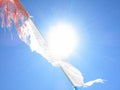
[47,22,78,59]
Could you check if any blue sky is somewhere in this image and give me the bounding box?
[0,0,120,90]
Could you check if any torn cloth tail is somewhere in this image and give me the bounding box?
[59,61,104,87]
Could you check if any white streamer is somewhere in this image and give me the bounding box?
[20,17,104,87]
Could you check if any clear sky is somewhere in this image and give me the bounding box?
[0,0,120,90]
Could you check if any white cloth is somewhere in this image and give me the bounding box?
[20,18,104,87]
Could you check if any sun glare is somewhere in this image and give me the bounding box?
[47,22,78,59]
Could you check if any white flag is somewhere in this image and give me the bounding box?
[20,18,104,87]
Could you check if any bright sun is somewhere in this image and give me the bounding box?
[47,22,78,59]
